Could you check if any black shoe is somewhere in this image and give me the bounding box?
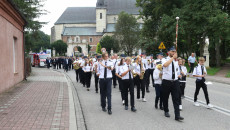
[108,110,112,115]
[160,106,164,110]
[102,108,107,112]
[125,106,128,110]
[155,104,158,109]
[87,88,89,91]
[175,116,184,121]
[165,112,170,117]
[114,86,116,88]
[131,107,137,112]
[96,91,98,93]
[181,95,185,99]
[147,90,150,93]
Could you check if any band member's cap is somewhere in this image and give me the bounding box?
[156,52,164,56]
[97,55,102,59]
[120,54,126,58]
[83,56,88,59]
[168,46,176,51]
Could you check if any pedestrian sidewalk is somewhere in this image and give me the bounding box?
[0,68,78,130]
[187,74,230,85]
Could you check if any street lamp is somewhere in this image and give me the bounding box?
[175,17,179,51]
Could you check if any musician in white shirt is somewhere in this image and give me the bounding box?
[133,56,147,102]
[193,57,213,108]
[83,58,93,91]
[177,58,187,110]
[115,57,125,105]
[97,52,114,115]
[162,46,184,121]
[120,57,137,112]
[153,63,163,110]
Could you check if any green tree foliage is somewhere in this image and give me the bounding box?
[77,46,82,53]
[25,31,50,53]
[51,40,68,56]
[137,0,230,67]
[96,43,102,54]
[12,0,47,31]
[88,44,92,53]
[100,35,119,54]
[114,11,140,56]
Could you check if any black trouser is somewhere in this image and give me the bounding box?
[155,84,163,107]
[79,68,83,84]
[122,79,135,107]
[85,72,92,88]
[56,63,59,69]
[162,80,180,118]
[53,64,56,69]
[81,69,85,86]
[59,63,61,69]
[135,76,145,99]
[99,78,112,110]
[94,73,99,92]
[112,70,117,87]
[189,63,195,73]
[118,77,125,101]
[47,63,50,69]
[75,69,80,82]
[144,70,149,91]
[180,77,186,96]
[194,80,210,104]
[65,64,68,72]
[147,69,154,88]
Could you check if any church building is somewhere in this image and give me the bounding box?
[51,0,143,56]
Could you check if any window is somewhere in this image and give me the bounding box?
[13,37,17,73]
[75,36,80,43]
[89,38,93,43]
[100,13,102,19]
[67,37,72,43]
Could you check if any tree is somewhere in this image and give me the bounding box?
[12,0,47,31]
[51,40,68,56]
[96,43,102,54]
[25,31,50,53]
[77,46,82,53]
[100,35,119,54]
[114,11,140,56]
[88,44,92,53]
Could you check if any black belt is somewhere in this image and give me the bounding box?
[163,79,178,82]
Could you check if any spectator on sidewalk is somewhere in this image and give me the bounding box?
[188,53,197,73]
[46,57,51,69]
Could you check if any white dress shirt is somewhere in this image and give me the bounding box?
[83,64,93,72]
[147,59,155,69]
[192,64,207,80]
[178,65,187,76]
[120,64,133,80]
[97,60,114,79]
[133,62,146,75]
[153,68,162,84]
[162,56,179,80]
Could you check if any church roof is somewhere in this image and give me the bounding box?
[55,7,96,24]
[104,0,140,15]
[62,27,103,36]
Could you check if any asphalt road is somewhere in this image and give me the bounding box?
[65,70,230,130]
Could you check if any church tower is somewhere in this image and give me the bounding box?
[96,0,107,32]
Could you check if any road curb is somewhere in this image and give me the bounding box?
[54,70,87,130]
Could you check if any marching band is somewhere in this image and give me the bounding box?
[51,46,214,122]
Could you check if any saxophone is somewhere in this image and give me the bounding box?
[140,63,145,80]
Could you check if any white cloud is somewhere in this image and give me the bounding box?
[39,0,97,35]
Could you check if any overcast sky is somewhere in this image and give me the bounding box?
[39,0,97,35]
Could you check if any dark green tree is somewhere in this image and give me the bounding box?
[114,11,140,56]
[25,31,50,53]
[51,40,68,56]
[96,43,102,54]
[12,0,47,31]
[100,35,119,54]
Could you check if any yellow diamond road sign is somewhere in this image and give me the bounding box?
[158,42,166,49]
